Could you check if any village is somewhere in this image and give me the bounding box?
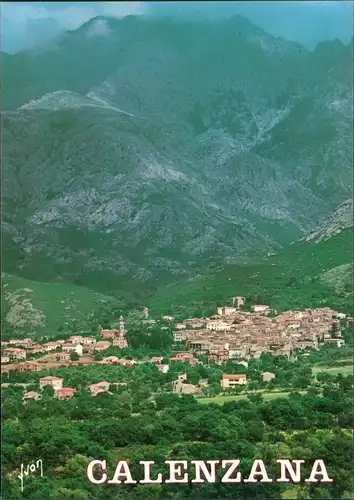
[1,296,351,402]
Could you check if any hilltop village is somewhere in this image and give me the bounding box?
[1,296,351,401]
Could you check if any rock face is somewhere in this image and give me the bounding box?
[2,15,353,297]
[303,199,353,243]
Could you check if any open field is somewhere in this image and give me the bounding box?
[198,391,306,405]
[313,364,353,376]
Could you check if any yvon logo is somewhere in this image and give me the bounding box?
[18,459,44,493]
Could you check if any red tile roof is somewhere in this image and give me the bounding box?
[222,373,247,380]
[40,376,64,381]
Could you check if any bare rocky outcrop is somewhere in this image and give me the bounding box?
[303,199,353,243]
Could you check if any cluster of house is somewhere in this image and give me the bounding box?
[22,376,128,403]
[99,316,128,348]
[24,369,272,402]
[2,300,350,374]
[1,316,129,366]
[171,297,349,364]
[171,370,276,395]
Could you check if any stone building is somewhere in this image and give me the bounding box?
[39,376,64,391]
[220,373,247,389]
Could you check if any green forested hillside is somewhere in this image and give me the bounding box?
[2,228,352,338]
[2,355,354,500]
[1,273,121,339]
[148,229,353,317]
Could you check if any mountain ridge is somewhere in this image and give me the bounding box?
[3,16,352,302]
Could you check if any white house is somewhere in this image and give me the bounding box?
[39,376,63,391]
[207,321,231,331]
[62,343,83,356]
[174,331,187,342]
[162,315,174,321]
[252,305,270,313]
[232,296,245,308]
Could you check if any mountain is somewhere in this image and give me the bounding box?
[2,15,353,303]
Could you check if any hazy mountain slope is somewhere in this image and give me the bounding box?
[2,15,353,298]
[253,40,353,203]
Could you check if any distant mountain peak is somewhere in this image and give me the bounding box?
[2,15,352,296]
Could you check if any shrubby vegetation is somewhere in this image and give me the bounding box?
[2,347,353,499]
[2,227,352,341]
[148,229,353,319]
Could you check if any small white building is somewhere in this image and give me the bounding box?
[174,331,187,342]
[325,338,345,348]
[217,306,237,316]
[156,364,169,373]
[207,321,231,331]
[80,336,96,345]
[43,342,60,352]
[252,305,270,313]
[151,356,164,363]
[228,348,248,359]
[261,371,276,382]
[236,360,249,368]
[62,343,83,356]
[162,315,174,321]
[336,312,346,319]
[232,296,245,308]
[68,335,84,344]
[286,323,301,330]
[39,376,64,391]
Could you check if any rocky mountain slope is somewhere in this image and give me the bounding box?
[2,15,353,300]
[303,198,353,243]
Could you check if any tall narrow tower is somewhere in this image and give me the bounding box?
[119,315,125,335]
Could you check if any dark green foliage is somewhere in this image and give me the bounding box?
[1,356,353,499]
